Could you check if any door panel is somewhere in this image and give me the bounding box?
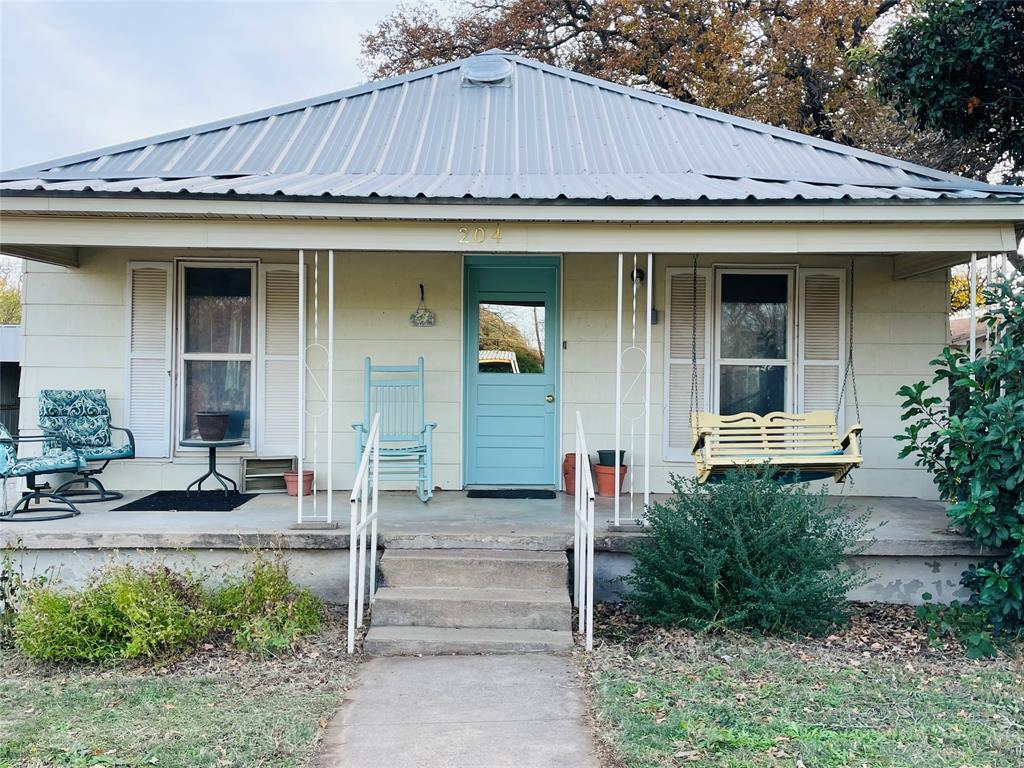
[465,258,559,486]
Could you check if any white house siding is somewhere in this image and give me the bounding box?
[19,247,947,498]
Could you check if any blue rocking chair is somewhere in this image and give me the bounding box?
[352,357,436,503]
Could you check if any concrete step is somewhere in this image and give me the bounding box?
[372,586,571,630]
[363,625,574,656]
[380,548,568,590]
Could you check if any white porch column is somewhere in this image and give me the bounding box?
[614,253,623,526]
[969,251,978,361]
[643,252,652,509]
[297,249,305,524]
[327,249,335,524]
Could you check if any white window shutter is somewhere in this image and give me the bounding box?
[125,262,172,457]
[258,264,300,456]
[663,267,712,462]
[798,269,847,421]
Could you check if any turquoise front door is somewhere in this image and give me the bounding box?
[464,257,560,486]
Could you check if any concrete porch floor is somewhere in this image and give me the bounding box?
[0,489,985,558]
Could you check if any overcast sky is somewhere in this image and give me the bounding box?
[1,0,404,170]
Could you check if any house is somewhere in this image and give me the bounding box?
[1,51,1022,642]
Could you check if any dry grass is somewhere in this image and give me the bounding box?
[0,612,360,768]
[577,603,1024,768]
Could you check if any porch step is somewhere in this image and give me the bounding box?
[372,586,571,631]
[363,626,573,656]
[380,548,568,590]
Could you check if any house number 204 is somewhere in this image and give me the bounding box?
[458,225,502,244]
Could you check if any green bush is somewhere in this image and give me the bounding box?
[896,275,1024,635]
[14,565,214,662]
[1,543,57,648]
[212,556,323,652]
[626,469,870,636]
[915,593,1000,659]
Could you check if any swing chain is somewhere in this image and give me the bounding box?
[837,258,862,425]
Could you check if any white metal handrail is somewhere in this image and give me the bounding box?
[573,411,596,651]
[347,412,381,654]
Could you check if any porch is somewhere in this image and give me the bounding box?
[2,490,991,606]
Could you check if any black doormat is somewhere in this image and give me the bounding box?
[467,489,557,500]
[112,491,257,512]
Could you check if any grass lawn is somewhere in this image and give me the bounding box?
[580,605,1024,768]
[0,619,359,768]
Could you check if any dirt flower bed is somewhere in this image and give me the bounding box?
[1,610,361,768]
[577,603,1024,768]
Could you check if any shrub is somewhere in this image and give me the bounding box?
[896,275,1024,635]
[626,468,871,636]
[14,565,214,662]
[212,555,323,652]
[915,593,999,659]
[1,543,57,648]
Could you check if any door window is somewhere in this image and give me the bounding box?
[477,301,546,373]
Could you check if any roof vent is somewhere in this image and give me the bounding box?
[460,55,513,87]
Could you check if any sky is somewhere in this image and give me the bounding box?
[0,0,406,171]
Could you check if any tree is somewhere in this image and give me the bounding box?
[949,273,986,315]
[896,275,1024,635]
[873,0,1024,183]
[361,0,984,172]
[0,257,21,325]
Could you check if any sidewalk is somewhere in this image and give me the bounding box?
[317,654,600,768]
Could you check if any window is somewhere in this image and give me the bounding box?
[715,271,793,415]
[664,264,845,463]
[177,263,256,446]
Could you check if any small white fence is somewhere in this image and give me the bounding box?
[573,411,596,651]
[347,412,381,654]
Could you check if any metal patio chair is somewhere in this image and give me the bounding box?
[38,389,135,503]
[352,357,436,503]
[0,422,84,521]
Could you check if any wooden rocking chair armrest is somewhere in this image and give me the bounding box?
[690,425,713,456]
[351,422,367,433]
[840,424,863,449]
[421,422,437,433]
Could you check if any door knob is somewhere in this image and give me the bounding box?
[545,394,555,403]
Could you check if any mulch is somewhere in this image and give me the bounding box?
[586,601,990,663]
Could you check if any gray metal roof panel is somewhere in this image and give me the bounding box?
[2,50,1022,203]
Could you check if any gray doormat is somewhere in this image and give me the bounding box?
[466,489,557,500]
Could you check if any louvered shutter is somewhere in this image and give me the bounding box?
[798,269,847,423]
[258,265,300,455]
[664,267,713,462]
[125,262,172,457]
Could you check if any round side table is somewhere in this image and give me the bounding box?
[179,438,245,496]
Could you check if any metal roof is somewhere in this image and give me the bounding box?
[3,50,1022,203]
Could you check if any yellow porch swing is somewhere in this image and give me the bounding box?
[686,256,864,484]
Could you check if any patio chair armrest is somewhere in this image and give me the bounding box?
[0,433,70,450]
[351,422,366,432]
[840,424,863,451]
[421,422,437,433]
[109,425,136,452]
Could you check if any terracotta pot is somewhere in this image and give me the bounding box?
[196,411,228,441]
[563,453,577,495]
[594,464,627,496]
[284,470,314,496]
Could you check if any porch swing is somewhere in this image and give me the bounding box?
[687,257,864,484]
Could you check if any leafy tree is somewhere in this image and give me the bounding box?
[949,272,986,314]
[0,277,20,325]
[873,0,1024,183]
[896,275,1024,635]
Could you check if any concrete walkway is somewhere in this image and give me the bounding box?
[317,654,600,768]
